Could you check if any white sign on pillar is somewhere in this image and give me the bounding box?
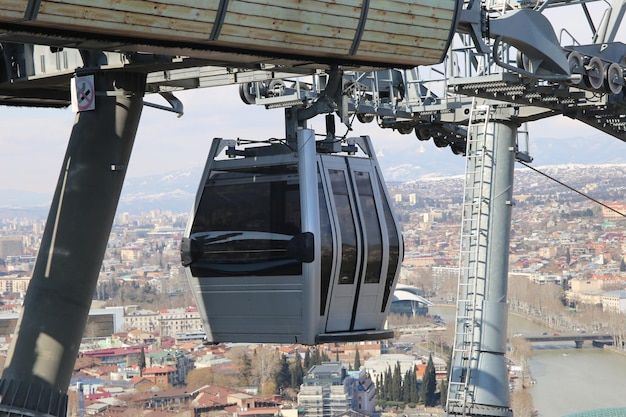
[71,75,96,112]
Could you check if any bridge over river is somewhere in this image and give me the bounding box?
[523,333,613,348]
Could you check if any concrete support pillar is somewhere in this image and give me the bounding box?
[0,70,146,417]
[448,114,517,417]
[468,118,517,416]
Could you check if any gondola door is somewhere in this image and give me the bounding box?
[320,148,402,335]
[347,159,388,330]
[350,158,404,329]
[321,156,363,332]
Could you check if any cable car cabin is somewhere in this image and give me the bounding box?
[181,129,403,345]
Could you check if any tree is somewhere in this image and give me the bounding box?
[186,368,214,387]
[421,354,437,406]
[240,352,253,386]
[275,354,291,394]
[402,370,412,403]
[252,346,279,393]
[212,373,240,388]
[383,365,393,401]
[303,349,311,371]
[511,389,535,417]
[139,346,146,377]
[441,349,452,408]
[262,381,277,397]
[440,378,448,408]
[290,355,304,388]
[391,362,402,402]
[403,368,419,404]
[510,337,532,369]
[311,347,321,367]
[354,349,361,370]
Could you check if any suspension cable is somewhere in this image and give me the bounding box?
[517,160,626,219]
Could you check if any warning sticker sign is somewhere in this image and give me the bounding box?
[71,75,95,112]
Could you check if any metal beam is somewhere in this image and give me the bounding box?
[0,69,146,417]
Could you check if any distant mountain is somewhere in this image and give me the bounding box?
[0,168,203,214]
[119,168,202,213]
[0,190,52,215]
[374,141,465,182]
[528,136,626,166]
[1,135,625,214]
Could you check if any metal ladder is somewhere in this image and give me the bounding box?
[447,100,495,415]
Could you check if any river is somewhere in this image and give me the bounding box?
[430,306,626,416]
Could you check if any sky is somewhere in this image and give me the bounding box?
[0,2,624,195]
[0,85,613,194]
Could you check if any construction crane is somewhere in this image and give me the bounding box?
[0,1,625,416]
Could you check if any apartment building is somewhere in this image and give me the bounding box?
[125,308,159,333]
[0,237,23,259]
[602,290,626,314]
[158,307,204,337]
[298,362,356,417]
[124,307,204,337]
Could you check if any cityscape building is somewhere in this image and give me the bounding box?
[298,362,353,417]
[601,290,626,314]
[347,369,376,415]
[0,163,626,415]
[0,237,23,259]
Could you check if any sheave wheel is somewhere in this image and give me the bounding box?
[584,57,605,91]
[357,113,375,123]
[567,51,584,85]
[605,62,623,95]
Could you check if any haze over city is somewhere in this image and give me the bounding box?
[1,85,625,204]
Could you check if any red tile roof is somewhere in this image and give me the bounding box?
[143,366,177,374]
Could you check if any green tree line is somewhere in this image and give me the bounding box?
[375,354,438,408]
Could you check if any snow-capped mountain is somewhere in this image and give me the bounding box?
[1,134,626,214]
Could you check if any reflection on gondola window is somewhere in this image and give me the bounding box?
[189,168,303,277]
[355,171,383,284]
[328,169,358,285]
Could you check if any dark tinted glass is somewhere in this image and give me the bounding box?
[190,167,302,277]
[329,169,357,285]
[318,174,334,315]
[354,171,382,284]
[379,175,401,311]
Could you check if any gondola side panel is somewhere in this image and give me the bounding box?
[188,276,305,343]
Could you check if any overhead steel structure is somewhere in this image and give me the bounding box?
[0,0,625,417]
[0,0,461,107]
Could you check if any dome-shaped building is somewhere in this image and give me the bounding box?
[390,284,433,316]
